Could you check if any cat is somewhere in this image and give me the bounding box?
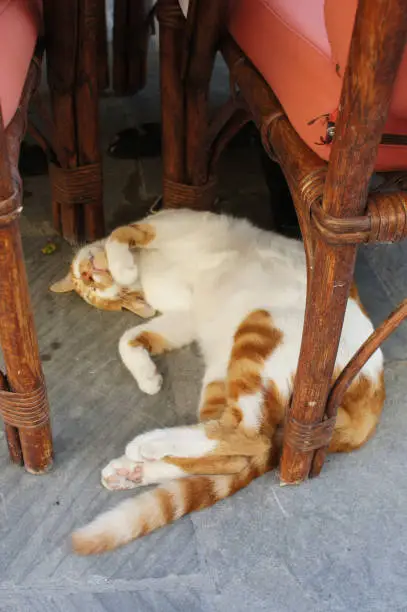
[51,208,385,555]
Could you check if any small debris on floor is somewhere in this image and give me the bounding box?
[41,241,57,255]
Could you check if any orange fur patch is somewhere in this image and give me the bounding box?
[181,476,216,514]
[110,223,156,247]
[228,310,283,402]
[119,290,156,318]
[223,310,283,434]
[155,488,175,524]
[121,289,145,303]
[137,518,150,538]
[129,331,171,355]
[349,282,368,317]
[199,380,226,421]
[92,250,108,269]
[205,420,271,457]
[72,530,118,556]
[78,259,94,283]
[164,454,248,475]
[71,274,122,311]
[262,381,287,438]
[329,371,385,453]
[228,463,259,496]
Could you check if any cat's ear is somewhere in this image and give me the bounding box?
[121,292,156,319]
[49,272,75,293]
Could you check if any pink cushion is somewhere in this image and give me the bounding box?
[324,0,407,123]
[228,0,407,171]
[0,0,42,128]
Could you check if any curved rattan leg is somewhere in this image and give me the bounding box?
[0,217,53,473]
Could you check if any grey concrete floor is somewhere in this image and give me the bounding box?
[2,53,407,611]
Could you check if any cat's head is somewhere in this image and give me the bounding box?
[49,241,156,319]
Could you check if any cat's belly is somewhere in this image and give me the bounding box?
[143,279,192,312]
[140,252,193,312]
[195,283,382,390]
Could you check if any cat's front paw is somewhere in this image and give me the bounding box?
[119,336,163,394]
[138,369,163,395]
[106,240,139,286]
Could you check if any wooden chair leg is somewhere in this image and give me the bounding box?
[156,0,186,189]
[184,0,225,187]
[157,0,223,210]
[280,240,357,484]
[96,0,109,92]
[280,0,407,483]
[1,372,23,465]
[0,100,53,473]
[113,0,152,95]
[44,0,104,244]
[0,218,53,473]
[259,149,299,237]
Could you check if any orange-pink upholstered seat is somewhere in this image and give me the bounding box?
[228,0,407,171]
[0,0,42,128]
[179,0,407,171]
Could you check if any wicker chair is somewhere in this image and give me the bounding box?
[0,0,108,473]
[0,0,154,473]
[156,0,407,484]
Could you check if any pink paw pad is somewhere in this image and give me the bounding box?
[101,460,144,491]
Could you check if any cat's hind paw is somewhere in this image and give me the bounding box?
[101,456,144,491]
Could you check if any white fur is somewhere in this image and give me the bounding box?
[239,392,264,431]
[165,480,188,519]
[96,285,121,299]
[106,239,139,286]
[74,498,140,545]
[101,455,185,489]
[73,479,189,550]
[74,209,385,550]
[211,475,232,500]
[119,313,195,393]
[197,367,227,418]
[119,337,163,395]
[126,426,217,461]
[108,208,382,405]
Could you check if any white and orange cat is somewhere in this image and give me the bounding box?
[51,209,385,555]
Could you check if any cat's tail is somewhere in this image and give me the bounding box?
[71,462,263,555]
